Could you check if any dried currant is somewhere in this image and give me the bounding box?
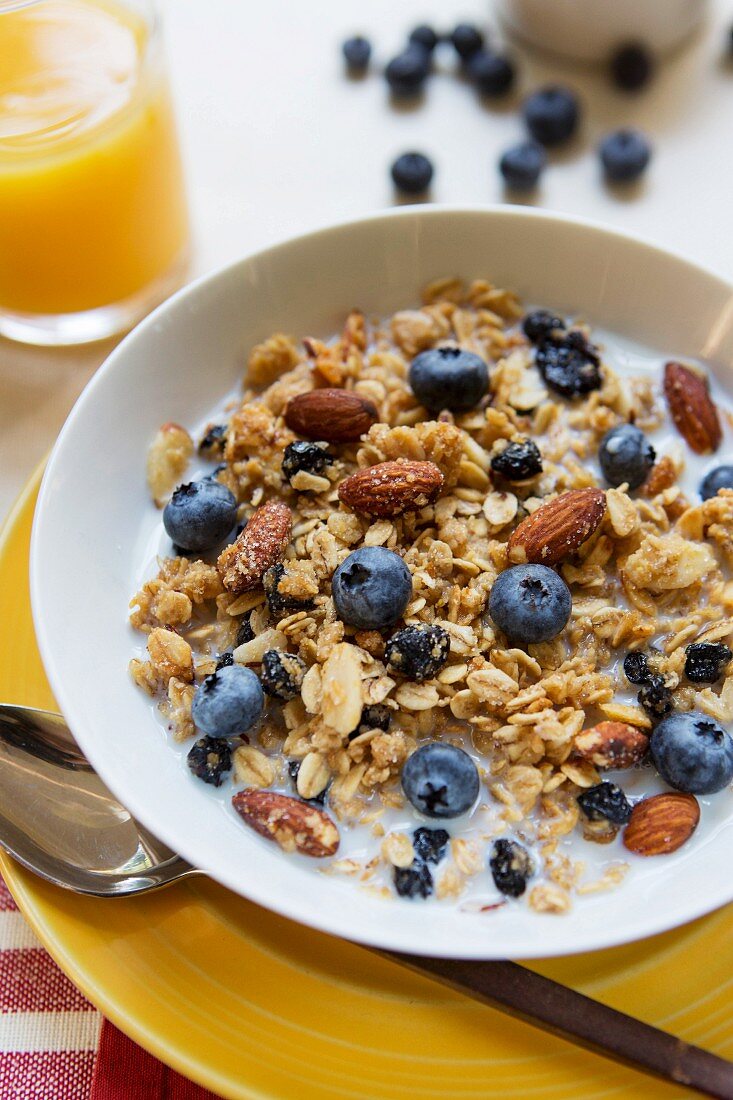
[215,651,234,670]
[623,651,651,686]
[187,736,232,786]
[263,563,315,615]
[281,441,332,483]
[236,614,255,646]
[261,649,306,701]
[348,703,392,740]
[491,439,543,481]
[638,674,674,720]
[412,827,449,865]
[684,642,732,684]
[198,423,228,458]
[535,331,602,398]
[394,861,434,899]
[522,309,566,344]
[489,838,533,898]
[577,781,632,825]
[385,623,450,682]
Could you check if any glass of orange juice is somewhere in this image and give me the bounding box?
[0,0,189,345]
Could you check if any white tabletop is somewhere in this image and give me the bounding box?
[2,0,733,521]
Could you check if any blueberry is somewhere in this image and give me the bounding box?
[610,43,653,92]
[409,24,438,52]
[409,346,489,412]
[163,480,238,553]
[187,736,232,786]
[385,48,429,97]
[349,703,392,740]
[342,35,371,73]
[623,651,651,686]
[524,86,580,146]
[394,862,433,898]
[700,465,733,500]
[385,623,450,681]
[467,50,515,96]
[600,129,651,183]
[412,826,449,864]
[260,649,306,701]
[281,441,332,483]
[191,664,264,739]
[598,423,655,489]
[488,565,571,645]
[491,439,543,481]
[401,743,479,818]
[332,546,412,630]
[263,563,314,615]
[577,782,632,825]
[684,642,732,684]
[535,332,602,398]
[638,674,674,720]
[489,839,533,897]
[215,651,234,670]
[450,22,484,59]
[522,309,566,344]
[391,152,434,195]
[198,423,228,459]
[651,710,733,794]
[499,141,546,191]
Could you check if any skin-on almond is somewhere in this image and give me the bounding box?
[338,460,444,518]
[574,721,649,770]
[217,500,292,595]
[663,361,722,455]
[507,488,606,566]
[623,791,700,857]
[232,788,339,857]
[284,388,378,442]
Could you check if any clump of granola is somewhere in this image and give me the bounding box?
[129,275,733,912]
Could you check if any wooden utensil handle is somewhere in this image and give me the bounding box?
[381,952,733,1100]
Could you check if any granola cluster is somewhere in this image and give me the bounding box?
[129,276,733,911]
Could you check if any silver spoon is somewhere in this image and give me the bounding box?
[0,703,198,895]
[0,701,731,1098]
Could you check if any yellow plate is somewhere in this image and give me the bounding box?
[2,469,732,1099]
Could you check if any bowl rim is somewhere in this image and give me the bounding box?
[29,204,733,958]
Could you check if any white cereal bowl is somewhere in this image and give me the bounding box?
[31,206,733,959]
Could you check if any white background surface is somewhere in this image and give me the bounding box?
[2,0,733,519]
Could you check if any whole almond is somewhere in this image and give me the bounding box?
[508,488,606,566]
[284,388,378,442]
[338,460,444,517]
[623,792,700,857]
[217,500,291,595]
[663,362,722,455]
[232,788,339,857]
[574,721,649,770]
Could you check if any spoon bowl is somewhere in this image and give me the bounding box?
[0,703,197,895]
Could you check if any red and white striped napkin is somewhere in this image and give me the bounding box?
[0,875,219,1099]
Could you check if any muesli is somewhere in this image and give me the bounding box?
[129,277,733,911]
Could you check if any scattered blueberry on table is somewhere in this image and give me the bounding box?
[402,742,480,819]
[390,151,434,194]
[163,479,237,553]
[191,664,264,740]
[409,345,489,412]
[651,711,733,794]
[332,545,412,630]
[599,129,652,183]
[342,35,372,74]
[523,85,580,146]
[385,47,429,97]
[466,50,516,97]
[408,24,438,53]
[450,22,484,60]
[499,141,546,191]
[598,423,656,489]
[610,42,653,92]
[488,564,572,645]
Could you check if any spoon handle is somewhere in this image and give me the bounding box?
[380,952,733,1099]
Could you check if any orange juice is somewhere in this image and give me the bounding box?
[0,0,188,341]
